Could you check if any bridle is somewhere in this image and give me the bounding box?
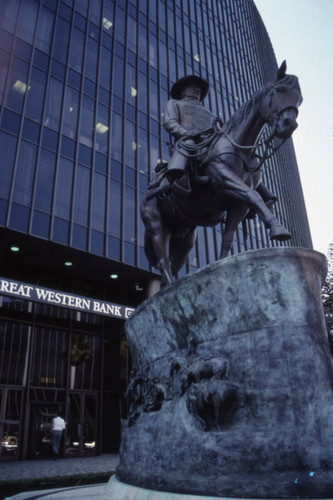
[225,104,299,171]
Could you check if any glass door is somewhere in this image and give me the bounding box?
[66,393,97,456]
[0,388,22,459]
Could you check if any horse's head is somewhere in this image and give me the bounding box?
[260,61,303,139]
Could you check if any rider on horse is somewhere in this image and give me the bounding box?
[151,75,277,210]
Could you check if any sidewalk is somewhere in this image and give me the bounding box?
[0,454,119,482]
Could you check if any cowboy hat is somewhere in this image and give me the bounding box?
[170,75,209,100]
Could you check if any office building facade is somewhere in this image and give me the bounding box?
[0,0,312,460]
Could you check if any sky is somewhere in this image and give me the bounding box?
[254,0,333,257]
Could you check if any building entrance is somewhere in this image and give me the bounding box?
[0,388,22,459]
[28,404,61,458]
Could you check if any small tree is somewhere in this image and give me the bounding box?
[322,244,333,354]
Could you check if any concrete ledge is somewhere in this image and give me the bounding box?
[106,476,333,500]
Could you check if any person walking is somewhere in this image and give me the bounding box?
[51,413,66,459]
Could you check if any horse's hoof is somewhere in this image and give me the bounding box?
[269,224,292,241]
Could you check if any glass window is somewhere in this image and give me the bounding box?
[31,210,50,238]
[108,236,120,260]
[17,0,38,44]
[95,152,107,174]
[5,58,29,113]
[42,127,58,151]
[33,49,49,71]
[92,172,106,231]
[34,149,56,212]
[13,38,32,61]
[149,33,157,68]
[72,223,88,250]
[159,42,167,76]
[99,46,112,90]
[95,103,109,154]
[0,0,19,32]
[61,135,75,158]
[78,144,92,166]
[0,132,17,199]
[73,164,90,225]
[12,141,37,206]
[113,55,124,98]
[125,120,136,167]
[25,67,47,122]
[43,77,64,131]
[35,6,54,53]
[85,37,98,81]
[75,0,88,16]
[79,95,94,147]
[52,217,69,244]
[108,178,121,238]
[63,86,79,139]
[0,49,9,105]
[54,157,74,219]
[89,0,101,24]
[124,241,135,265]
[9,203,30,232]
[138,25,147,61]
[127,15,137,53]
[1,109,20,135]
[69,27,85,73]
[53,17,69,63]
[125,64,136,103]
[114,6,125,43]
[124,185,135,242]
[22,118,40,143]
[91,230,104,255]
[149,80,158,120]
[111,112,123,162]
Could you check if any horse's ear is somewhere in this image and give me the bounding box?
[277,60,287,80]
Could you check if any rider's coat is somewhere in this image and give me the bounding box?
[163,97,215,173]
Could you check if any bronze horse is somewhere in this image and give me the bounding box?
[141,63,303,285]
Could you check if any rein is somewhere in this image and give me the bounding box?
[225,128,287,172]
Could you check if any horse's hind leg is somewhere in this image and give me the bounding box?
[220,205,249,258]
[141,198,174,285]
[170,228,197,277]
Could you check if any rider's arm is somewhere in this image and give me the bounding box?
[162,99,189,139]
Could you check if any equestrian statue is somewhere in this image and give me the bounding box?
[141,61,303,285]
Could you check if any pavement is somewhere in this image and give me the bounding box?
[0,453,119,482]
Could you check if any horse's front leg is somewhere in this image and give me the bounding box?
[220,205,249,258]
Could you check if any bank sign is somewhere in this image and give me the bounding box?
[0,277,135,320]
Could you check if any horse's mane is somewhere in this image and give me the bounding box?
[223,74,300,135]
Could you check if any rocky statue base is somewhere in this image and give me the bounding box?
[116,248,333,499]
